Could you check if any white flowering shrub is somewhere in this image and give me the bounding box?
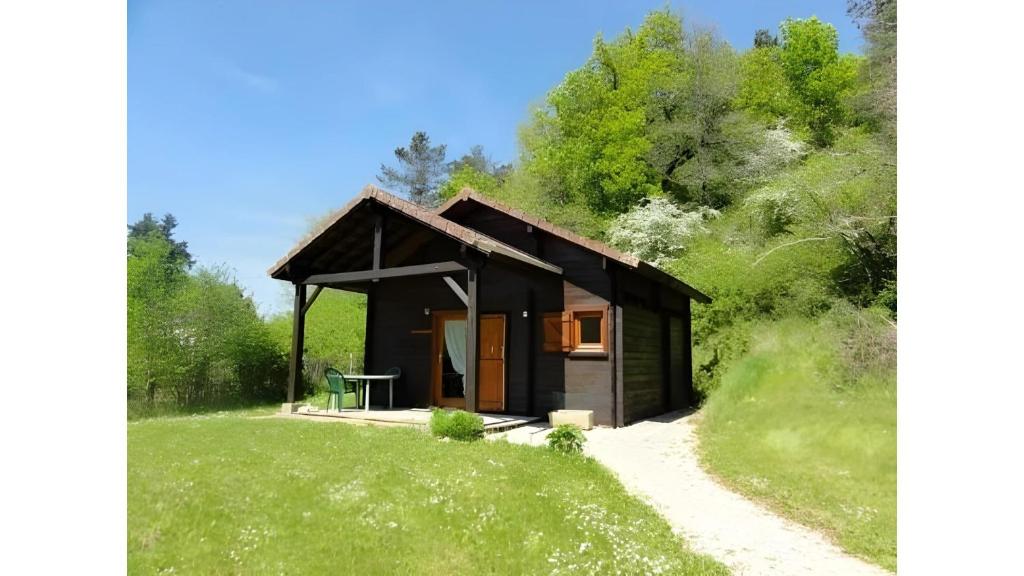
[608,197,719,267]
[741,124,807,181]
[744,187,799,236]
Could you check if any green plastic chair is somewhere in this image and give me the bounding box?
[324,368,359,411]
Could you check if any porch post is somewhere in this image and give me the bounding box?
[464,267,478,412]
[287,283,307,403]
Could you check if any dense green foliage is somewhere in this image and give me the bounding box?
[129,413,727,574]
[429,409,485,441]
[699,310,896,570]
[127,229,286,418]
[778,18,860,146]
[547,424,586,455]
[438,163,501,202]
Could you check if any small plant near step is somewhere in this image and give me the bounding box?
[430,409,484,441]
[548,424,586,454]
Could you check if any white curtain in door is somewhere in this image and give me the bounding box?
[443,320,468,394]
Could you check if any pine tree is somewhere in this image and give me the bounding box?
[377,131,448,207]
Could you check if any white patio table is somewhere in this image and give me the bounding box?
[344,373,399,411]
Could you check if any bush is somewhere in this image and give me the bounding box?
[547,424,586,455]
[429,409,484,441]
[128,235,288,416]
[607,197,718,268]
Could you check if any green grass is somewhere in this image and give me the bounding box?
[127,400,281,421]
[129,411,728,575]
[698,312,896,571]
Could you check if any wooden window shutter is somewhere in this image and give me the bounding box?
[542,311,574,353]
[560,311,573,351]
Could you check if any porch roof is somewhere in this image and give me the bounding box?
[269,185,563,283]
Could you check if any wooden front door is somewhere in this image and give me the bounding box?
[478,314,506,412]
[431,311,506,411]
[432,311,467,409]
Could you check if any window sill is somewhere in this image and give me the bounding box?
[568,349,608,359]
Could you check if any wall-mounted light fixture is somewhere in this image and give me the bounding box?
[424,307,431,316]
[522,310,529,318]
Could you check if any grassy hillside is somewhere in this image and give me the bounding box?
[698,311,896,570]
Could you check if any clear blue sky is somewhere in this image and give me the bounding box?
[128,0,861,315]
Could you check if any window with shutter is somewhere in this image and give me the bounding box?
[542,308,608,354]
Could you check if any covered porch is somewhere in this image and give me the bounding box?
[269,186,563,416]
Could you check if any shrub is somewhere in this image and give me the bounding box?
[430,409,484,441]
[744,187,799,237]
[547,424,586,455]
[607,197,718,267]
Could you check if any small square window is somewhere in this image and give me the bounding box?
[571,308,607,354]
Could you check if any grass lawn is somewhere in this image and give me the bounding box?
[129,411,728,575]
[698,314,896,571]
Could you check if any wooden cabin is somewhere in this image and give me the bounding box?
[269,185,710,427]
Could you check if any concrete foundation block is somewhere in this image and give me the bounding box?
[548,409,594,430]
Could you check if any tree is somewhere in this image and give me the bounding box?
[127,224,286,414]
[848,0,896,141]
[521,10,685,212]
[438,164,501,202]
[447,145,511,186]
[736,44,796,122]
[128,212,194,268]
[128,234,186,405]
[647,28,743,207]
[779,17,859,146]
[753,29,778,48]
[377,131,448,207]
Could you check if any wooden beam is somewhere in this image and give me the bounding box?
[371,215,382,279]
[364,284,376,392]
[464,267,478,413]
[287,284,307,403]
[614,270,624,427]
[301,286,323,315]
[526,288,535,416]
[301,261,466,285]
[683,298,693,407]
[442,276,468,306]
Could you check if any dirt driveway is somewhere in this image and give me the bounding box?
[496,411,891,576]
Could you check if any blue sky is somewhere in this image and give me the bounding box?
[128,0,862,315]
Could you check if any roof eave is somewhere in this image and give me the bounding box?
[269,185,562,282]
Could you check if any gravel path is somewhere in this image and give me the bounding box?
[495,411,891,576]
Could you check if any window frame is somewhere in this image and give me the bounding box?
[568,306,608,356]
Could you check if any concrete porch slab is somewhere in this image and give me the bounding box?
[283,406,539,433]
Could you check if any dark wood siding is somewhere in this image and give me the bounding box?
[367,251,563,416]
[419,200,699,426]
[562,280,614,426]
[622,304,665,423]
[669,315,687,409]
[445,206,539,255]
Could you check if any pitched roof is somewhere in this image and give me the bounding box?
[268,185,563,279]
[437,189,641,267]
[437,188,711,303]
